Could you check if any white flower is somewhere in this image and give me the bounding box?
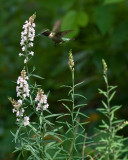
[29,42,33,47]
[18,99,22,105]
[24,116,30,126]
[29,51,34,56]
[22,46,26,51]
[24,59,27,63]
[19,53,23,56]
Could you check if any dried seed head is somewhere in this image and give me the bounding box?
[68,50,74,71]
[102,59,107,74]
[8,97,22,110]
[35,88,49,111]
[29,12,36,23]
[8,97,16,106]
[38,88,44,101]
[21,69,27,79]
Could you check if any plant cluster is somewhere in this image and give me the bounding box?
[9,13,128,160]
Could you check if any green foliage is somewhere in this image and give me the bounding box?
[94,6,115,35]
[56,50,89,160]
[104,0,125,4]
[1,0,128,159]
[61,10,89,37]
[95,60,128,160]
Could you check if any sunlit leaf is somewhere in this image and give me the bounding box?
[77,11,89,27]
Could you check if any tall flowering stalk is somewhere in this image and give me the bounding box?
[19,13,36,63]
[9,13,36,127]
[95,59,128,160]
[8,13,62,160]
[57,50,88,159]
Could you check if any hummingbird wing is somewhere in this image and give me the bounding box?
[52,20,61,33]
[55,30,73,38]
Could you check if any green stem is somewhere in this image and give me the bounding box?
[68,71,75,160]
[40,111,45,159]
[105,74,115,160]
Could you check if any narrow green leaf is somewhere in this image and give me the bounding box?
[68,89,72,96]
[74,93,87,100]
[108,85,117,93]
[102,100,108,109]
[110,112,114,122]
[45,142,56,150]
[53,147,62,159]
[74,103,87,108]
[103,75,108,84]
[45,114,61,119]
[10,131,15,137]
[15,127,21,143]
[60,85,72,89]
[74,81,85,88]
[56,113,70,119]
[62,103,71,112]
[75,112,88,118]
[111,105,122,113]
[30,74,44,80]
[98,89,107,97]
[16,152,22,160]
[29,146,40,160]
[73,108,80,122]
[109,91,116,103]
[65,127,72,134]
[58,99,72,102]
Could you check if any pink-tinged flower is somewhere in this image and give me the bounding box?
[22,108,24,113]
[12,108,16,113]
[16,69,30,99]
[16,118,20,122]
[16,111,20,117]
[35,88,49,111]
[24,116,30,126]
[43,104,49,110]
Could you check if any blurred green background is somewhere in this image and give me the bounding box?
[1,0,128,159]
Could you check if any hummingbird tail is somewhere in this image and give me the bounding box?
[69,38,75,41]
[35,33,42,37]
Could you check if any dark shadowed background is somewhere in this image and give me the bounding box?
[1,0,128,159]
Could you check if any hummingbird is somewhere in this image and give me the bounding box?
[36,20,74,45]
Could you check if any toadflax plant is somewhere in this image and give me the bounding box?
[8,13,128,160]
[8,13,62,160]
[95,59,128,160]
[56,50,90,160]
